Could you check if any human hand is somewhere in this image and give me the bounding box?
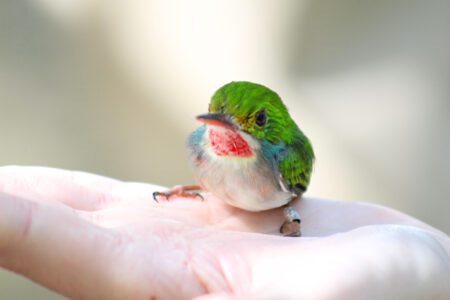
[0,166,448,299]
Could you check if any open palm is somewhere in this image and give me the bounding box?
[0,166,448,300]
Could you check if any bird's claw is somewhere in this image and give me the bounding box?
[152,187,204,202]
[193,192,204,201]
[280,219,301,237]
[152,192,160,202]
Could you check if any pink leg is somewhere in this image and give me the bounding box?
[152,185,204,202]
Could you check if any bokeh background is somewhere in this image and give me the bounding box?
[1,0,449,298]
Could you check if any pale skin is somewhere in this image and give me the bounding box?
[0,166,449,300]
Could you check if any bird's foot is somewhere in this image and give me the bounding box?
[280,220,301,237]
[152,185,204,202]
[280,205,302,237]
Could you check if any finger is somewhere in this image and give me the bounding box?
[0,192,148,299]
[0,165,162,211]
[0,165,121,210]
[291,197,448,239]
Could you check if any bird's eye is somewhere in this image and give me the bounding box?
[255,108,267,127]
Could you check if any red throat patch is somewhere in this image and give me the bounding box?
[208,128,253,157]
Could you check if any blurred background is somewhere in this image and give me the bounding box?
[1,0,449,298]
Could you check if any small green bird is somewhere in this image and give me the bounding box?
[154,81,314,236]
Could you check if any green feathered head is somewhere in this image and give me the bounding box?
[199,81,301,144]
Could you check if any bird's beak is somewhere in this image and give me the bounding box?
[196,113,234,130]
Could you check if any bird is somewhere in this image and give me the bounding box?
[153,81,314,236]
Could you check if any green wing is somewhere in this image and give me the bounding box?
[278,138,314,196]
